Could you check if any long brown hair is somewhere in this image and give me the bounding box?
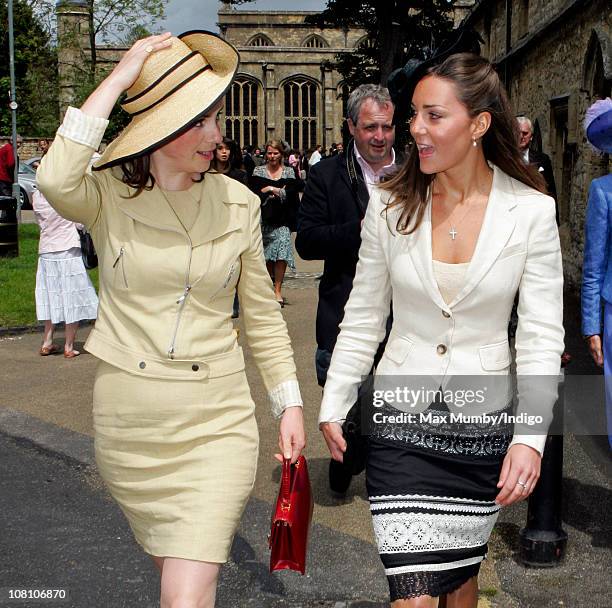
[383,53,546,234]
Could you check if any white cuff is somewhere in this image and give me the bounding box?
[58,106,109,150]
[508,434,546,457]
[269,379,303,419]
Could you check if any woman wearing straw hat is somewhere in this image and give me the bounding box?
[581,97,612,450]
[37,31,305,606]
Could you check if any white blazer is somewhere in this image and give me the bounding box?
[319,165,564,455]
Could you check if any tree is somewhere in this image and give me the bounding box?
[26,0,166,77]
[48,0,166,139]
[305,0,455,87]
[0,0,166,138]
[227,0,455,87]
[0,0,59,136]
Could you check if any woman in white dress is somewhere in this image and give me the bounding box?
[33,189,98,357]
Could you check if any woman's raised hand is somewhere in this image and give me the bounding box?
[106,32,173,93]
[81,33,172,119]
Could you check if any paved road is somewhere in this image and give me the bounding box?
[0,252,610,607]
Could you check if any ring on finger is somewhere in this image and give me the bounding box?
[145,45,154,53]
[516,479,528,490]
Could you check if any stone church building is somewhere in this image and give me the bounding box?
[55,0,370,152]
[55,0,611,288]
[463,0,611,287]
[216,3,365,153]
[55,1,469,153]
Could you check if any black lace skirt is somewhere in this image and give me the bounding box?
[367,402,511,601]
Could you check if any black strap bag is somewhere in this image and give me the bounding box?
[78,228,98,270]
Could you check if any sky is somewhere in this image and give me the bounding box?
[161,0,328,35]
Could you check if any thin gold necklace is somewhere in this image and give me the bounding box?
[158,187,193,241]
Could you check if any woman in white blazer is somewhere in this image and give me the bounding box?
[319,53,564,607]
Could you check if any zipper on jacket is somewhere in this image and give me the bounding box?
[167,235,195,359]
[168,284,192,359]
[223,262,237,288]
[209,261,238,302]
[112,247,129,288]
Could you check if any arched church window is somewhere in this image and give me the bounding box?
[225,77,260,148]
[248,34,273,47]
[283,78,318,152]
[355,35,375,50]
[302,35,329,48]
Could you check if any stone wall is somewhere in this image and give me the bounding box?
[466,0,612,290]
[218,7,367,150]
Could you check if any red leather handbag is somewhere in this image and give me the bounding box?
[269,456,313,574]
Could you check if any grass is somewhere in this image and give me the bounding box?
[0,224,99,328]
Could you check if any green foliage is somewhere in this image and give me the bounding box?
[304,0,455,86]
[88,0,166,45]
[69,67,131,141]
[0,223,98,327]
[121,24,153,46]
[0,0,59,137]
[0,224,39,327]
[0,0,166,139]
[228,0,455,88]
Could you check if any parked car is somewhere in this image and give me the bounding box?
[23,156,41,169]
[18,162,38,210]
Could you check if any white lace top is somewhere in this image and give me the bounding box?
[432,260,469,305]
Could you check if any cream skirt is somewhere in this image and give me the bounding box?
[92,360,259,563]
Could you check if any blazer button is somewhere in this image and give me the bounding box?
[139,361,146,369]
[442,310,451,318]
[436,344,447,355]
[192,364,199,372]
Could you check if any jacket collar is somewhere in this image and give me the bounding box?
[408,164,517,309]
[342,144,370,216]
[117,173,246,247]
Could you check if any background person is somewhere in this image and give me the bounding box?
[211,136,247,185]
[0,135,21,197]
[297,83,396,387]
[581,97,612,450]
[37,31,305,608]
[319,53,564,607]
[33,189,98,358]
[296,83,396,493]
[517,115,558,222]
[308,144,322,167]
[211,136,246,318]
[250,140,301,306]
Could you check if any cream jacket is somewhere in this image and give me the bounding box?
[319,166,564,455]
[38,107,302,417]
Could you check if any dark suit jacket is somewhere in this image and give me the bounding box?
[296,152,370,352]
[529,150,558,224]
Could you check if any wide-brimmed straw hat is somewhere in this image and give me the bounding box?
[93,30,239,170]
[585,98,612,154]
